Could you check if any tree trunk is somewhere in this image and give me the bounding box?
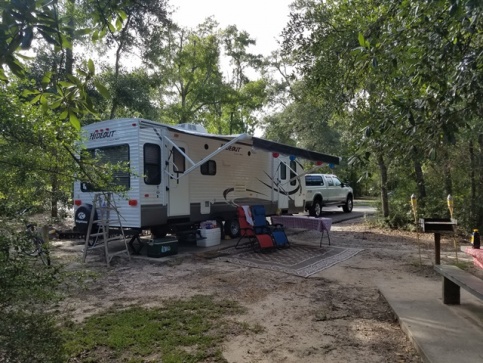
[412,147,426,210]
[476,134,483,230]
[378,153,389,218]
[469,140,476,226]
[51,174,59,218]
[65,0,75,75]
[50,0,76,218]
[109,16,131,119]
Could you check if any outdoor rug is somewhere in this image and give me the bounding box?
[215,244,364,278]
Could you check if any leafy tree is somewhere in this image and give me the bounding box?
[145,19,225,125]
[281,0,483,228]
[0,81,72,362]
[79,0,169,119]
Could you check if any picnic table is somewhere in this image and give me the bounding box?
[271,215,332,246]
[463,247,483,269]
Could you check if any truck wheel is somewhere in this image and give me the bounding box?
[343,195,353,213]
[310,199,323,217]
[224,219,240,238]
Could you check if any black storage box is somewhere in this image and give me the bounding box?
[419,218,457,233]
[147,237,178,258]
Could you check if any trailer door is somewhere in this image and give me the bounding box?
[168,143,190,217]
[277,161,289,209]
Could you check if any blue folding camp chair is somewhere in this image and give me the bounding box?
[236,206,275,251]
[251,205,290,248]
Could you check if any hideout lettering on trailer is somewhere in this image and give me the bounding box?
[89,129,116,140]
[221,143,242,153]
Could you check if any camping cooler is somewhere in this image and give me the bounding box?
[197,228,221,247]
[147,237,178,258]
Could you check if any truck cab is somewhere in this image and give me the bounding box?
[304,174,353,217]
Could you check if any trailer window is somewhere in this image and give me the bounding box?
[201,160,216,175]
[80,144,130,192]
[172,147,185,173]
[144,143,161,185]
[290,160,296,186]
[280,163,287,180]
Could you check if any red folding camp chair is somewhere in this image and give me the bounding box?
[235,206,275,251]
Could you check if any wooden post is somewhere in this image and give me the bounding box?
[442,276,460,304]
[434,232,441,265]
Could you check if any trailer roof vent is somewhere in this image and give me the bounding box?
[175,123,208,134]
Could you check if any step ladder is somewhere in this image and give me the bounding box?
[82,193,130,266]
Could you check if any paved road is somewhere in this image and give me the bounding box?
[317,204,376,224]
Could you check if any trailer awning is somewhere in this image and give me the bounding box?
[165,124,341,165]
[250,137,340,165]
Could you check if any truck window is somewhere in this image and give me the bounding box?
[144,143,161,185]
[333,177,341,187]
[290,160,296,186]
[80,144,130,192]
[172,147,185,173]
[326,176,334,186]
[201,160,216,175]
[305,175,324,186]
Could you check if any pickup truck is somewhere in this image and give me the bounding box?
[304,174,353,217]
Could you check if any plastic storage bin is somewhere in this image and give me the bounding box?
[147,237,178,257]
[197,228,221,247]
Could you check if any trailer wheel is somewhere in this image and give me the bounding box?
[224,219,240,238]
[151,226,168,238]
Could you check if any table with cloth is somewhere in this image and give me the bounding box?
[271,215,332,246]
[463,247,483,269]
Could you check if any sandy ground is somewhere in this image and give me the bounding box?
[51,217,478,363]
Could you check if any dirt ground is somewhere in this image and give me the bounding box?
[51,216,478,363]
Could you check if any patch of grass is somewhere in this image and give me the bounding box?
[454,260,472,270]
[62,295,253,362]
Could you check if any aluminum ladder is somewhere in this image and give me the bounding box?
[82,192,130,266]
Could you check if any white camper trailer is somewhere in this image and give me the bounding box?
[73,118,340,237]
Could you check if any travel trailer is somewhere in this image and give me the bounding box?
[73,118,340,237]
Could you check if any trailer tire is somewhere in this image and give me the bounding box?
[74,204,98,235]
[151,226,168,238]
[224,219,240,238]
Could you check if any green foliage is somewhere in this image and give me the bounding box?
[0,218,66,362]
[63,295,250,362]
[0,310,65,363]
[0,82,78,213]
[280,0,483,229]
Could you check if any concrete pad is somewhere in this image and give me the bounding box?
[377,274,483,363]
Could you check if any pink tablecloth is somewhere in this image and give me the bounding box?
[271,215,332,246]
[271,215,332,232]
[464,247,483,269]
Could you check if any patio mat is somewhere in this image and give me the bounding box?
[216,244,364,278]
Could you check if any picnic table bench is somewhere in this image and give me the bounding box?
[434,264,483,304]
